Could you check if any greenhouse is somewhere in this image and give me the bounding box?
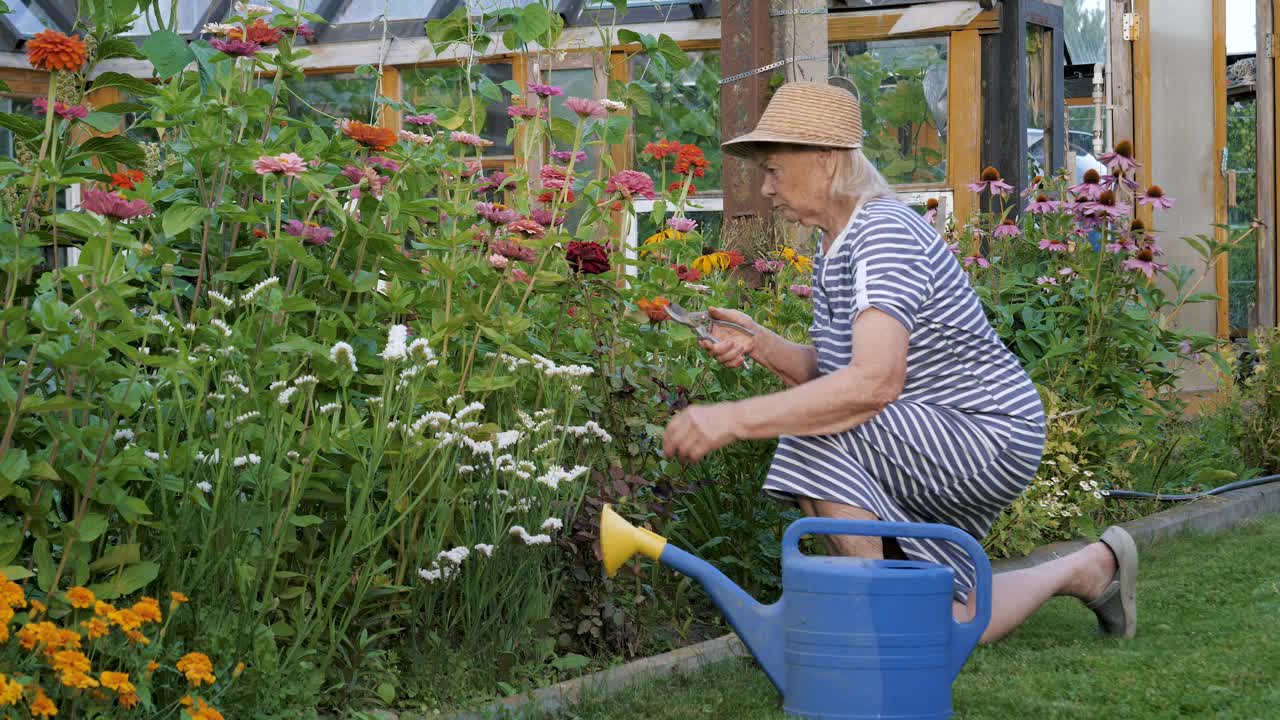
[0,1,1276,718]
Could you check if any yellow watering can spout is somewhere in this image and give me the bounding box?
[600,504,668,576]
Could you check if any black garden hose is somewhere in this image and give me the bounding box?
[1102,473,1280,502]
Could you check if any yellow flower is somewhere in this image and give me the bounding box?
[30,688,58,717]
[169,591,189,608]
[17,621,57,651]
[59,670,99,690]
[51,650,90,675]
[93,601,116,617]
[232,661,246,678]
[176,652,216,687]
[65,587,95,609]
[107,608,143,632]
[130,597,162,625]
[0,579,26,608]
[145,661,159,677]
[81,618,110,640]
[691,250,731,275]
[99,671,135,695]
[123,629,150,646]
[0,674,23,705]
[30,598,46,616]
[189,698,225,720]
[781,246,814,272]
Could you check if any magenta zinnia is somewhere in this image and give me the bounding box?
[605,170,656,202]
[284,220,334,245]
[210,38,261,57]
[81,188,153,220]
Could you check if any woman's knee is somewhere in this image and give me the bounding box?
[810,500,885,559]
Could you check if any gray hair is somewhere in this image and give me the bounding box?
[831,148,895,211]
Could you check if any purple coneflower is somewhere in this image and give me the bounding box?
[1025,194,1060,214]
[1138,185,1175,210]
[1035,276,1058,287]
[1097,140,1141,174]
[962,254,990,269]
[967,167,1014,197]
[1069,169,1104,201]
[1038,238,1069,252]
[1123,245,1167,279]
[993,220,1021,239]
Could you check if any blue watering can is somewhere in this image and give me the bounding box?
[601,505,992,719]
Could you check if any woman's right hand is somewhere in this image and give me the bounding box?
[699,307,760,369]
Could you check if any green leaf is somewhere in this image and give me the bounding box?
[90,543,141,572]
[604,115,631,144]
[288,515,324,527]
[34,538,53,591]
[617,29,644,46]
[375,682,396,704]
[95,560,159,599]
[0,449,29,484]
[143,30,196,79]
[73,513,109,543]
[0,566,33,581]
[162,201,208,238]
[54,211,106,239]
[0,112,44,141]
[78,135,147,169]
[97,37,147,61]
[549,117,577,146]
[96,102,148,115]
[656,34,692,70]
[551,653,591,672]
[83,111,124,134]
[91,71,158,97]
[115,495,152,522]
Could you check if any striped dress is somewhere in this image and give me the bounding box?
[763,197,1045,602]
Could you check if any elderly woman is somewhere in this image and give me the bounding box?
[661,82,1137,643]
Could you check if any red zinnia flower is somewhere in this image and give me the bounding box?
[673,144,708,177]
[340,120,397,151]
[637,297,671,323]
[566,241,610,275]
[110,170,145,190]
[642,139,682,160]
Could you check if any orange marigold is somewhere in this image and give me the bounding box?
[29,598,46,616]
[81,618,109,640]
[26,29,87,71]
[107,608,143,632]
[176,652,216,687]
[169,591,189,607]
[60,670,100,689]
[145,661,159,677]
[123,629,150,646]
[100,671,135,695]
[190,698,225,720]
[66,586,95,609]
[0,673,22,705]
[340,120,396,151]
[0,578,25,608]
[131,597,162,624]
[120,690,140,709]
[51,650,90,675]
[30,688,58,717]
[17,621,56,650]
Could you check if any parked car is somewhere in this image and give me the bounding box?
[1027,128,1107,185]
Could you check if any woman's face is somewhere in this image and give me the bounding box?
[760,148,833,226]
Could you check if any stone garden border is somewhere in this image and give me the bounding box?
[353,481,1280,720]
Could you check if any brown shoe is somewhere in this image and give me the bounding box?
[1085,526,1138,639]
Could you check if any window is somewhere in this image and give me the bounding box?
[830,37,948,186]
[286,73,380,128]
[5,0,52,35]
[625,196,723,277]
[0,97,35,158]
[337,1,442,22]
[630,51,722,191]
[126,0,212,35]
[1024,25,1056,184]
[1064,0,1107,65]
[402,64,515,154]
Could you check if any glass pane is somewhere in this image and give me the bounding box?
[630,51,722,191]
[1227,0,1257,54]
[1064,0,1107,65]
[468,0,542,13]
[7,0,52,34]
[830,37,948,186]
[1025,26,1054,185]
[402,64,515,154]
[286,73,379,128]
[1066,105,1105,185]
[1227,97,1258,332]
[337,0,440,22]
[127,0,212,34]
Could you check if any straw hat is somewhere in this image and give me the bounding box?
[722,82,863,157]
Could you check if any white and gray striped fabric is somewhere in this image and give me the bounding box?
[764,198,1046,602]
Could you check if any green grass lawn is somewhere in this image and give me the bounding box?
[545,519,1280,720]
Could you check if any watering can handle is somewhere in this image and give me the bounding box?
[781,517,993,680]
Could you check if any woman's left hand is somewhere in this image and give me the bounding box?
[662,403,740,463]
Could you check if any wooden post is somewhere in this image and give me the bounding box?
[949,29,982,223]
[720,0,773,222]
[775,0,827,84]
[1108,0,1135,150]
[1213,0,1230,337]
[1258,0,1277,327]
[377,66,402,132]
[981,0,1028,205]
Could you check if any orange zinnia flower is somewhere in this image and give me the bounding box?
[26,29,87,71]
[66,586,95,609]
[110,170,145,190]
[340,120,396,151]
[636,297,671,323]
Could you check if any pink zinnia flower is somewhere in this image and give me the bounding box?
[550,149,587,163]
[506,217,546,240]
[527,82,562,98]
[1035,276,1058,287]
[32,97,88,120]
[510,268,531,285]
[789,284,813,298]
[491,239,537,263]
[210,38,261,57]
[284,219,334,245]
[530,207,564,227]
[367,156,401,173]
[507,104,546,120]
[564,96,606,119]
[80,188,153,220]
[1138,185,1175,210]
[488,254,509,270]
[461,159,482,178]
[754,259,784,274]
[1038,238,1069,252]
[992,220,1021,239]
[540,165,571,191]
[605,170,656,202]
[962,254,990,269]
[451,131,491,147]
[475,202,520,226]
[254,152,308,177]
[667,217,697,233]
[967,167,1014,197]
[922,208,938,225]
[476,171,513,194]
[398,130,432,146]
[403,113,436,126]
